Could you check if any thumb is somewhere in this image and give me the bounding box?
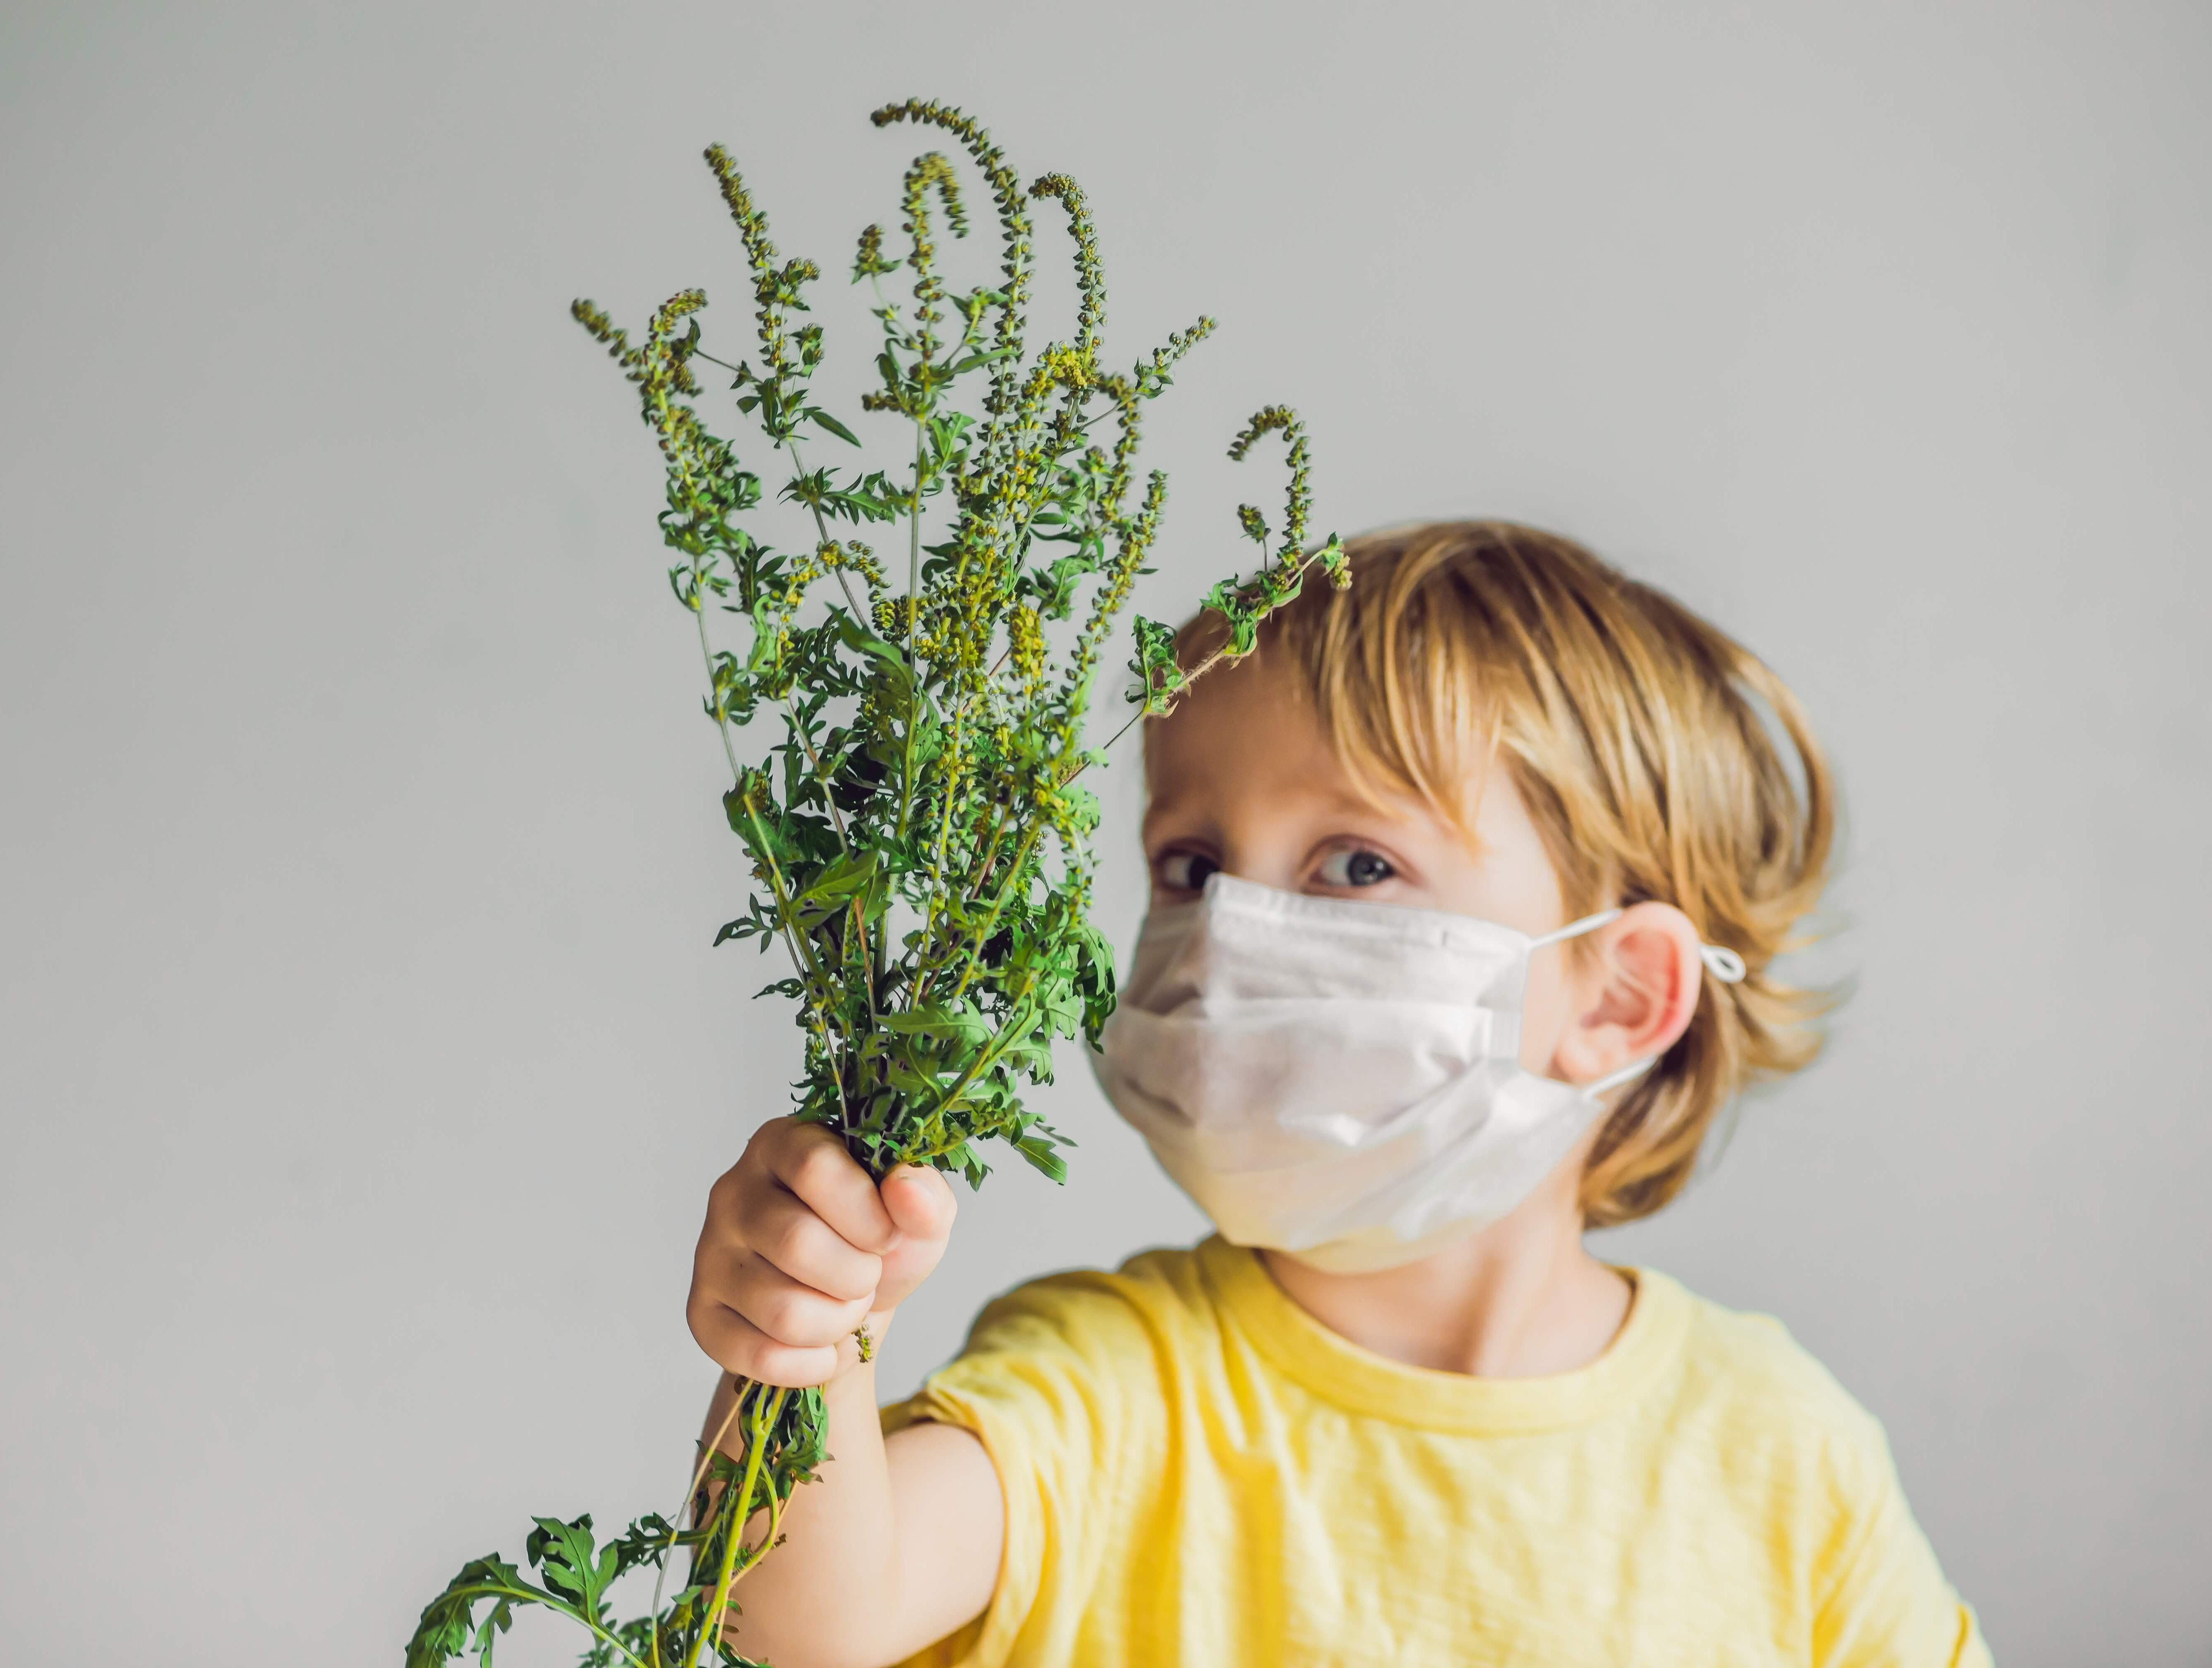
[881,1162,957,1242]
[873,1164,957,1312]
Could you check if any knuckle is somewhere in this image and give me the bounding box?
[749,1118,802,1168]
[852,1224,896,1258]
[817,1254,880,1307]
[792,1140,848,1195]
[755,1283,810,1342]
[849,1250,886,1298]
[762,1208,808,1266]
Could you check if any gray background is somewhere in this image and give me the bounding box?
[3,1,2207,1662]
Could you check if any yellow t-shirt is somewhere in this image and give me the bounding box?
[884,1237,1988,1667]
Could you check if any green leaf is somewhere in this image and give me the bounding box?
[796,848,882,907]
[807,407,863,446]
[1014,1131,1068,1183]
[880,1002,993,1049]
[944,345,1015,376]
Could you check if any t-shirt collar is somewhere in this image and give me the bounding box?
[1197,1235,1691,1435]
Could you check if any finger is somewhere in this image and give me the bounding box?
[760,1121,899,1254]
[713,1247,874,1347]
[733,1178,884,1302]
[880,1164,958,1245]
[686,1295,840,1390]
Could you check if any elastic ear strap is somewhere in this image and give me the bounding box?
[1528,907,1622,949]
[1581,1057,1656,1101]
[1534,907,1746,987]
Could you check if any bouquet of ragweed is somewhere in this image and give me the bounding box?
[408,98,1345,1668]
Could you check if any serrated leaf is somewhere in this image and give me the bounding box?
[880,1002,993,1048]
[1014,1132,1068,1183]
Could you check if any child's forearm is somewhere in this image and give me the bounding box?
[696,1365,894,1668]
[696,1354,1003,1668]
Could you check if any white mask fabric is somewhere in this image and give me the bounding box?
[1091,873,1744,1274]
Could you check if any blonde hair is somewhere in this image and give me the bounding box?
[1169,521,1837,1228]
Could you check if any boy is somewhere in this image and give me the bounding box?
[685,521,1990,1666]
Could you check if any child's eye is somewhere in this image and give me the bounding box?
[1318,848,1396,888]
[1157,850,1221,893]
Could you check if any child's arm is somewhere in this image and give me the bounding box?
[686,1118,1005,1668]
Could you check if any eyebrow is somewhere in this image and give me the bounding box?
[1139,781,1426,836]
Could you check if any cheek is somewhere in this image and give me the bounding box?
[1515,956,1575,1074]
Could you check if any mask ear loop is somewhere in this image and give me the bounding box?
[1580,1057,1656,1102]
[1527,907,1622,950]
[1529,909,1746,984]
[1529,911,1747,1099]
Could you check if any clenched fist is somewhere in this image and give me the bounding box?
[687,1117,958,1386]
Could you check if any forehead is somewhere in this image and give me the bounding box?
[1140,651,1473,832]
[1142,651,1322,778]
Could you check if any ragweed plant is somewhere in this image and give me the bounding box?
[408,98,1346,1668]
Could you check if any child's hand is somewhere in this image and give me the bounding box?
[687,1116,957,1387]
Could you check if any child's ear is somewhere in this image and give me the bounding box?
[1550,902,1703,1088]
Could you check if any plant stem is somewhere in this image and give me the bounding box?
[649,1378,757,1668]
[691,1387,789,1668]
[777,695,871,1017]
[466,1579,653,1668]
[784,435,868,623]
[735,784,836,1006]
[648,364,742,788]
[896,418,926,843]
[910,791,1013,1014]
[960,801,1010,904]
[782,695,851,852]
[946,823,1044,1003]
[696,602,745,784]
[918,987,1036,1127]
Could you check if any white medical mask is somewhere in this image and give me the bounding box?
[1092,873,1745,1273]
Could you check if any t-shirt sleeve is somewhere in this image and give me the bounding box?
[879,1271,1165,1668]
[1811,1420,1993,1668]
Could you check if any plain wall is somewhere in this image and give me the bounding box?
[3,1,2207,1662]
